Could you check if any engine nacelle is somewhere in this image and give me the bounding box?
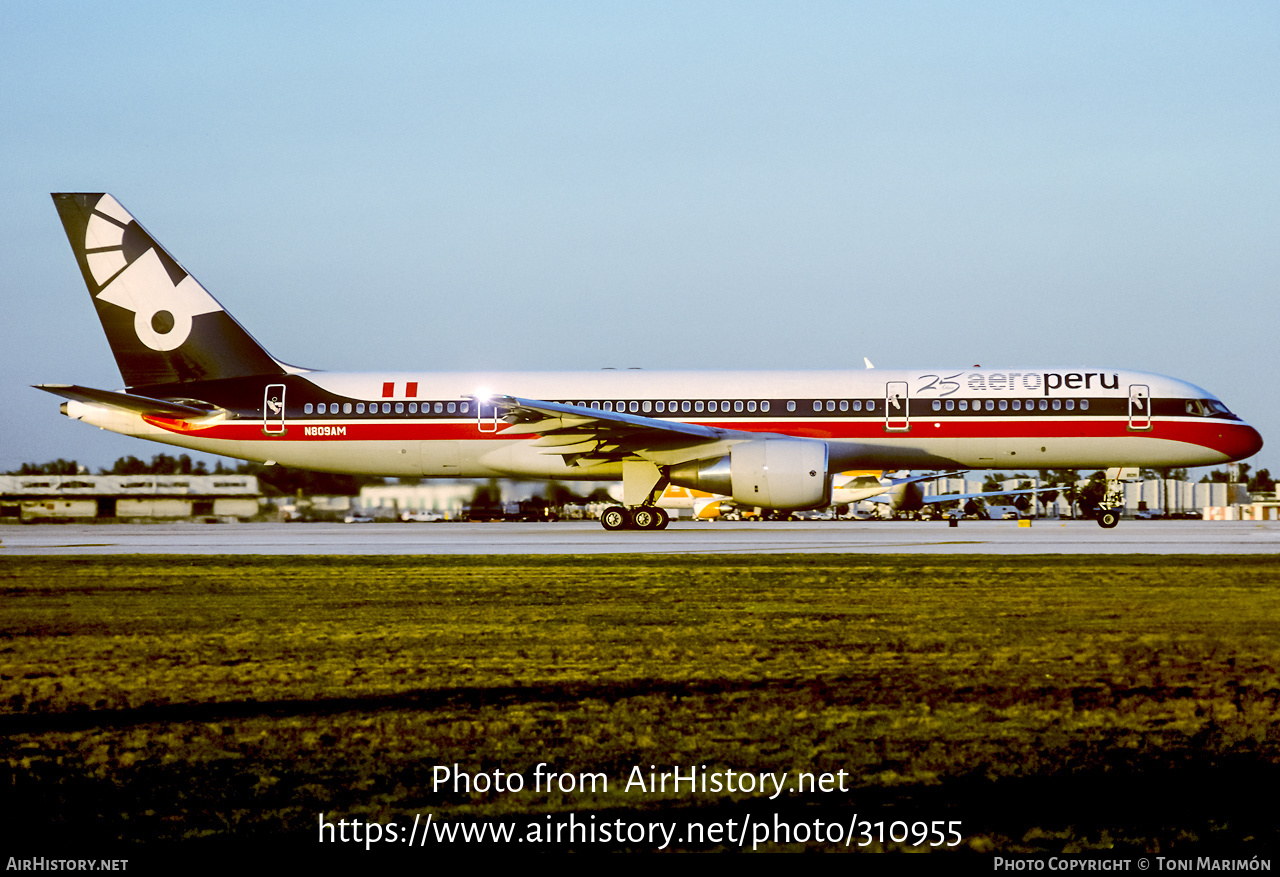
[669,438,831,510]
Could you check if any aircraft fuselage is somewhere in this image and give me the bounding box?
[64,366,1261,479]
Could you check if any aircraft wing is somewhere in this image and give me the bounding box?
[482,395,727,467]
[34,384,216,419]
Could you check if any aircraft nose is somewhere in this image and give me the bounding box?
[1218,423,1264,461]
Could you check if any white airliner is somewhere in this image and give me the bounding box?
[39,193,1263,531]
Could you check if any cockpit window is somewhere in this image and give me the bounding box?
[1187,399,1234,417]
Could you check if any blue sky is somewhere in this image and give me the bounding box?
[2,2,1277,475]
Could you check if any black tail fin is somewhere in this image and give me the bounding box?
[52,193,285,388]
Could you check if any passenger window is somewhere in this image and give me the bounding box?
[1065,400,1075,411]
[629,401,639,413]
[1080,400,1089,411]
[761,401,770,412]
[852,400,862,411]
[708,401,718,412]
[839,400,848,412]
[656,401,664,413]
[356,403,365,414]
[998,399,1007,411]
[695,401,704,412]
[604,401,613,411]
[682,401,691,412]
[642,401,651,413]
[734,401,743,413]
[932,400,941,411]
[408,403,418,414]
[304,403,314,414]
[866,401,874,411]
[1052,400,1061,411]
[747,401,756,412]
[985,400,994,411]
[318,403,327,414]
[826,400,835,412]
[812,401,821,412]
[1012,400,1020,411]
[447,402,456,413]
[343,403,352,414]
[1039,400,1048,411]
[959,401,968,411]
[786,401,795,412]
[721,401,729,411]
[460,402,469,413]
[381,403,390,414]
[591,401,600,409]
[435,402,443,413]
[945,400,954,411]
[395,402,404,414]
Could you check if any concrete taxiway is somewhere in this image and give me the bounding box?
[2,520,1278,555]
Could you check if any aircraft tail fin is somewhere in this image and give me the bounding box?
[51,193,286,388]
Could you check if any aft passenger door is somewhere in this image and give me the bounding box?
[1128,384,1151,430]
[885,381,910,431]
[263,384,286,435]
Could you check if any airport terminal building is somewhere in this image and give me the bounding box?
[0,474,262,522]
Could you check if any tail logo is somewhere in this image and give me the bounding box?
[82,195,222,352]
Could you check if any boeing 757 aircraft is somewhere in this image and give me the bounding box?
[38,193,1263,530]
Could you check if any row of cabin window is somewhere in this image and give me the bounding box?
[560,400,885,414]
[301,397,1093,418]
[930,398,1090,412]
[563,400,773,414]
[304,401,472,416]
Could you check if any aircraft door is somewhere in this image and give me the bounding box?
[263,384,286,435]
[885,381,910,431]
[476,398,500,433]
[1128,384,1151,430]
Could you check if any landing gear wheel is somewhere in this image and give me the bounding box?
[631,507,659,530]
[653,508,670,530]
[600,506,631,531]
[1097,509,1120,529]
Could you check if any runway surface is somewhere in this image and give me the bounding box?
[2,519,1278,555]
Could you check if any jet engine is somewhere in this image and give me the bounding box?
[668,438,831,510]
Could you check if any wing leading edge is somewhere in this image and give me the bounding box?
[483,395,728,468]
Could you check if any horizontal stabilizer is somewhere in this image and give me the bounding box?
[33,384,215,418]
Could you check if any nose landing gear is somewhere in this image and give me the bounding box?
[1095,467,1140,529]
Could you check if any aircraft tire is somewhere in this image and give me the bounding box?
[652,508,670,530]
[631,507,658,530]
[600,506,631,531]
[1097,509,1120,529]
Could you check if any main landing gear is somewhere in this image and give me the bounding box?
[600,505,670,531]
[599,460,672,531]
[1095,467,1140,529]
